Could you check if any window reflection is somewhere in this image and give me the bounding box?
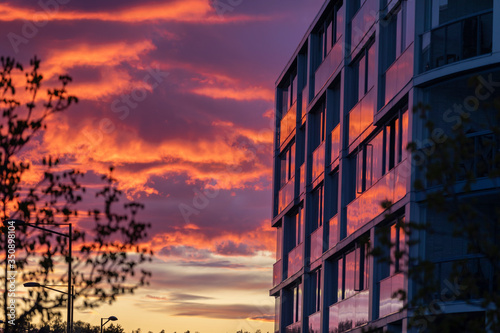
[311,268,322,313]
[353,108,407,197]
[315,1,344,69]
[280,142,295,188]
[335,238,370,303]
[312,185,324,231]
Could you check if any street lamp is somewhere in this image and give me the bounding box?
[101,316,118,333]
[3,219,73,333]
[23,282,75,333]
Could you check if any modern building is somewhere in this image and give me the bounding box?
[270,0,500,332]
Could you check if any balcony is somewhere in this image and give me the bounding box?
[426,132,500,188]
[384,44,414,105]
[379,272,404,318]
[286,321,301,333]
[420,12,493,72]
[346,160,408,237]
[433,257,493,301]
[329,290,369,333]
[280,103,297,147]
[330,125,340,165]
[310,225,323,263]
[350,0,377,50]
[288,242,304,278]
[312,141,325,182]
[348,88,375,146]
[273,259,283,287]
[314,37,343,97]
[329,215,338,249]
[308,311,321,333]
[279,178,295,214]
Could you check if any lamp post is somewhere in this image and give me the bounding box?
[23,282,75,333]
[3,219,72,333]
[23,282,74,328]
[101,316,118,333]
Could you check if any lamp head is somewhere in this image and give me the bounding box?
[23,282,41,287]
[108,316,118,321]
[2,219,26,227]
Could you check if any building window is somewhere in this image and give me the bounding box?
[292,282,302,323]
[426,0,492,29]
[281,71,298,113]
[312,185,324,231]
[353,108,408,197]
[276,226,282,260]
[291,205,304,247]
[312,102,326,149]
[352,41,376,107]
[385,109,408,173]
[390,217,406,275]
[336,240,369,301]
[383,2,413,71]
[311,268,322,313]
[355,130,384,194]
[380,216,406,279]
[350,0,362,19]
[316,0,344,68]
[280,142,295,187]
[275,296,281,333]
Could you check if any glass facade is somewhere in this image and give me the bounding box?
[271,0,498,331]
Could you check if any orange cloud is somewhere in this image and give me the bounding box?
[0,1,264,24]
[149,219,275,258]
[192,86,274,102]
[34,117,272,194]
[189,68,274,102]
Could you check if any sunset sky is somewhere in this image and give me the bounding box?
[0,1,325,332]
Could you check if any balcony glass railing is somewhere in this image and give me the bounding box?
[426,132,499,187]
[420,12,493,72]
[308,311,321,333]
[350,0,377,50]
[346,160,408,237]
[312,141,325,182]
[379,272,404,318]
[279,178,295,213]
[329,214,338,250]
[314,37,343,97]
[329,290,369,333]
[288,242,304,277]
[280,103,297,146]
[273,259,282,287]
[286,321,301,333]
[348,88,374,145]
[331,125,340,164]
[310,225,323,263]
[384,44,414,105]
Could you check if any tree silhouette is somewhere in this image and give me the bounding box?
[0,56,153,330]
